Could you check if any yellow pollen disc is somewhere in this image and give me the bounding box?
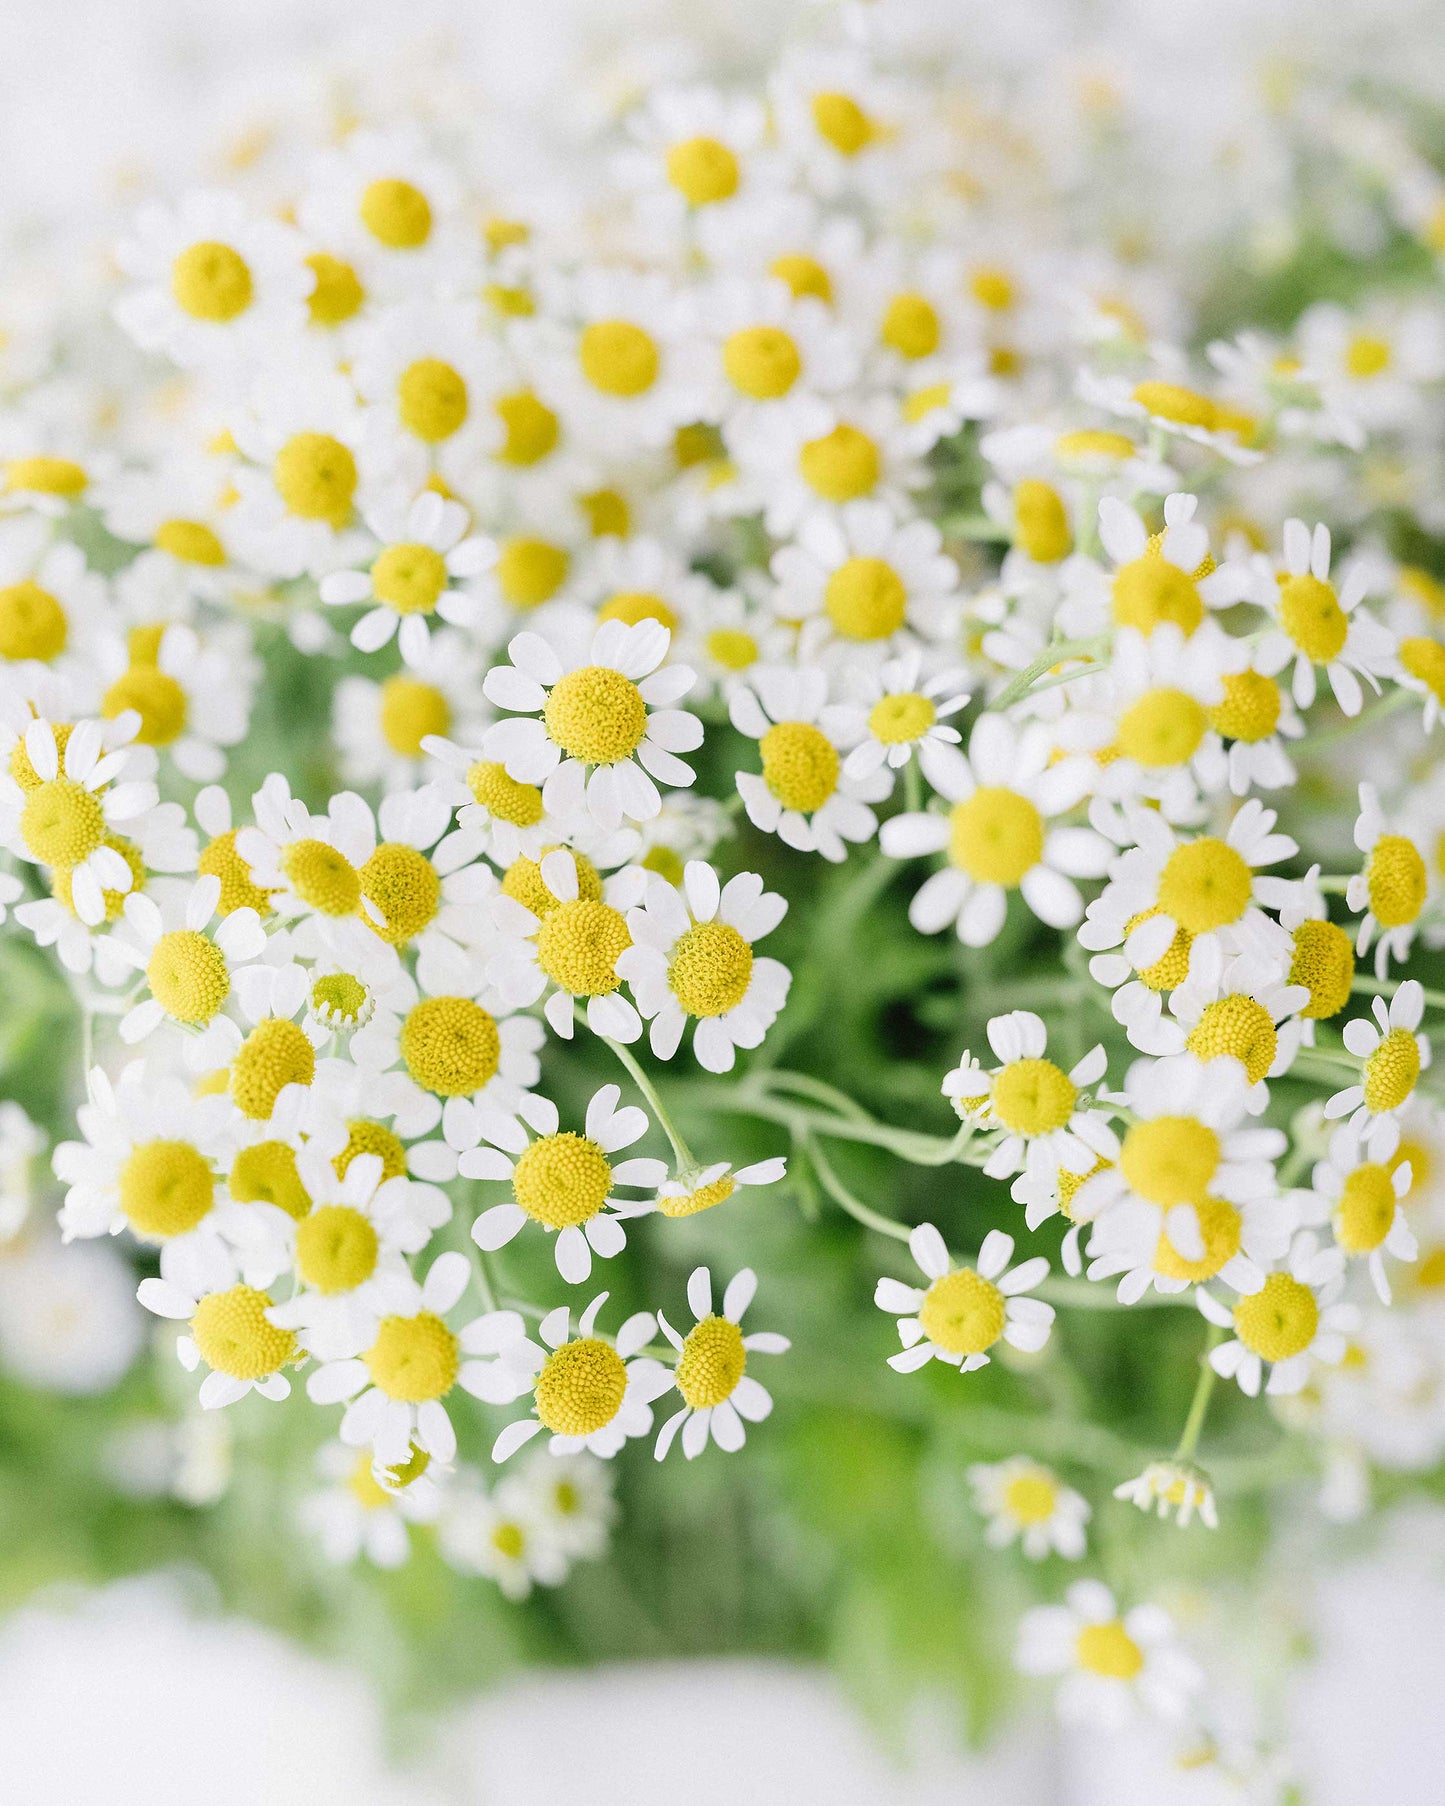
[1277,574,1347,662]
[400,996,500,1096]
[769,253,832,305]
[1288,919,1354,1019]
[991,1059,1077,1136]
[1367,835,1427,928]
[968,266,1015,311]
[1056,430,1135,462]
[1346,333,1391,378]
[823,557,907,640]
[918,1268,1006,1355]
[1336,1165,1397,1254]
[5,456,86,497]
[948,787,1044,887]
[191,1286,295,1379]
[495,390,559,465]
[380,676,450,759]
[535,898,631,997]
[1401,637,1445,703]
[1120,1116,1219,1206]
[1363,1028,1422,1114]
[1233,1273,1318,1362]
[305,251,364,326]
[295,1204,379,1293]
[154,518,226,565]
[1153,1195,1242,1282]
[229,1017,315,1120]
[543,664,648,765]
[723,326,801,400]
[128,624,166,666]
[273,432,357,526]
[1012,480,1071,563]
[581,489,630,538]
[668,920,754,1017]
[21,776,105,869]
[51,833,144,922]
[491,1521,526,1558]
[1115,688,1206,768]
[365,1311,458,1401]
[511,1131,613,1228]
[706,627,758,671]
[534,1338,628,1435]
[1186,994,1277,1084]
[881,293,939,360]
[199,827,274,919]
[371,543,447,615]
[496,536,569,607]
[335,1119,408,1183]
[485,282,534,317]
[146,929,230,1024]
[902,382,952,423]
[348,1455,390,1511]
[676,1315,747,1409]
[1076,1621,1144,1680]
[642,846,685,886]
[656,1173,736,1218]
[666,136,740,205]
[597,590,677,631]
[869,691,934,745]
[799,425,880,502]
[1111,556,1204,635]
[1058,1157,1110,1220]
[811,90,874,156]
[0,581,67,662]
[467,761,544,826]
[1157,838,1252,934]
[1208,671,1281,742]
[312,971,369,1024]
[281,838,361,916]
[759,720,839,813]
[1003,1470,1058,1523]
[502,848,602,917]
[360,843,440,944]
[230,1140,311,1219]
[991,345,1022,378]
[579,321,659,397]
[384,1444,432,1489]
[359,178,432,250]
[397,358,468,443]
[1391,1138,1429,1199]
[1131,380,1217,430]
[102,665,187,746]
[119,1139,214,1238]
[170,241,253,322]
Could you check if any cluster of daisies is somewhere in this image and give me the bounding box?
[0,0,1443,1757]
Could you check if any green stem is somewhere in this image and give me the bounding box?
[987,634,1111,713]
[804,1133,911,1243]
[940,512,1012,543]
[688,1080,980,1165]
[1302,686,1413,751]
[761,1069,874,1122]
[601,1031,695,1170]
[903,758,922,815]
[1035,1276,1197,1311]
[473,1250,498,1314]
[1173,1325,1225,1462]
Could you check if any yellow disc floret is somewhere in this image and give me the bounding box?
[1233,1272,1318,1362]
[191,1285,295,1379]
[668,920,754,1017]
[399,996,501,1096]
[1112,556,1204,635]
[229,1140,311,1219]
[295,1204,380,1293]
[334,1119,408,1183]
[991,1059,1077,1136]
[1288,919,1354,1019]
[759,721,839,813]
[365,1312,458,1401]
[1120,1116,1219,1206]
[543,665,648,765]
[359,178,432,249]
[199,828,273,919]
[154,519,225,565]
[1335,1165,1397,1254]
[1076,1621,1144,1680]
[811,91,874,156]
[20,778,105,869]
[397,358,468,442]
[102,666,187,745]
[1401,637,1445,704]
[171,241,253,322]
[1004,1469,1059,1523]
[656,1173,736,1219]
[579,321,659,397]
[1209,671,1282,742]
[533,1337,627,1435]
[676,1315,747,1409]
[823,557,907,641]
[495,390,559,465]
[918,1268,1006,1356]
[948,787,1044,886]
[1278,574,1348,662]
[1186,994,1277,1084]
[1367,835,1427,928]
[371,542,448,614]
[666,136,740,206]
[360,843,440,944]
[280,838,362,916]
[1157,838,1252,934]
[597,591,677,630]
[273,432,357,526]
[51,834,144,923]
[511,1131,613,1229]
[380,676,450,758]
[305,252,364,326]
[534,898,631,998]
[723,326,801,400]
[502,849,602,918]
[229,1017,316,1120]
[119,1139,214,1239]
[1012,480,1071,563]
[147,929,230,1024]
[467,761,544,826]
[1153,1195,1242,1282]
[0,581,67,662]
[798,425,879,502]
[1115,688,1206,768]
[1363,1028,1422,1114]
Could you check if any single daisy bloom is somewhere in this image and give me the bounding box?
[1346,782,1429,978]
[1302,1120,1417,1304]
[1325,980,1432,1140]
[464,1083,668,1285]
[881,714,1108,945]
[1152,952,1310,1106]
[1079,368,1261,461]
[491,1292,673,1463]
[422,733,573,867]
[647,1155,788,1220]
[1198,1233,1356,1397]
[334,629,490,794]
[618,860,791,1072]
[619,86,774,249]
[1057,491,1248,641]
[0,519,110,678]
[1198,664,1304,798]
[654,1266,789,1460]
[875,1225,1054,1374]
[138,1271,300,1410]
[437,1474,568,1598]
[1113,1462,1218,1530]
[967,1457,1090,1560]
[735,396,926,539]
[95,619,257,785]
[1016,1580,1204,1728]
[1251,520,1396,716]
[828,651,971,796]
[483,618,702,830]
[1085,1182,1294,1305]
[510,1449,616,1561]
[697,273,855,439]
[298,128,469,299]
[350,300,506,483]
[302,1440,442,1570]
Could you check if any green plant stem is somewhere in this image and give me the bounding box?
[1034,1276,1196,1311]
[1301,685,1413,751]
[903,759,922,815]
[987,633,1110,713]
[601,1031,695,1170]
[803,1133,912,1243]
[1173,1325,1226,1462]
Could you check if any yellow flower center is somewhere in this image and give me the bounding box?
[579,321,659,397]
[868,691,935,745]
[1153,1195,1242,1282]
[1335,1164,1396,1254]
[580,489,630,537]
[1288,919,1354,1019]
[334,1118,408,1183]
[1131,380,1217,430]
[534,898,631,997]
[1233,1273,1319,1362]
[154,518,225,565]
[759,720,839,813]
[229,1017,316,1120]
[1209,671,1281,742]
[597,591,676,631]
[491,1521,526,1558]
[770,253,832,305]
[723,326,801,400]
[798,425,879,502]
[119,1139,214,1238]
[705,627,759,671]
[5,456,86,497]
[495,390,559,465]
[0,581,68,661]
[511,1131,613,1228]
[102,665,187,746]
[230,1140,311,1219]
[12,726,73,790]
[397,358,469,443]
[880,292,939,360]
[948,787,1044,887]
[384,1443,432,1489]
[20,777,105,868]
[1278,574,1348,663]
[462,765,540,833]
[348,1455,391,1510]
[51,833,144,923]
[305,252,364,326]
[1186,994,1277,1083]
[1157,838,1252,934]
[365,1311,459,1401]
[379,675,450,758]
[1345,333,1391,378]
[1367,835,1427,928]
[496,536,569,607]
[642,846,684,886]
[1058,1157,1110,1220]
[656,1173,737,1218]
[668,920,754,1017]
[359,843,440,945]
[295,1204,379,1293]
[191,1286,295,1379]
[543,665,649,765]
[359,178,432,249]
[1003,1470,1059,1524]
[676,1315,747,1409]
[281,838,362,916]
[666,136,740,205]
[968,266,1015,311]
[502,848,602,917]
[1056,430,1135,462]
[371,543,447,615]
[823,556,907,640]
[312,971,370,1025]
[812,91,874,156]
[1111,556,1204,635]
[1401,637,1445,704]
[1364,1028,1422,1114]
[273,432,357,526]
[399,996,500,1096]
[147,929,230,1024]
[918,1268,1006,1355]
[1120,1116,1219,1206]
[197,827,272,917]
[992,1059,1077,1135]
[1115,688,1206,768]
[170,241,253,322]
[1076,1621,1144,1680]
[1012,479,1071,563]
[534,1338,628,1435]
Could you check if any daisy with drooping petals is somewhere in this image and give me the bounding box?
[875,1225,1054,1374]
[646,1155,788,1220]
[1113,1462,1218,1529]
[1198,1233,1356,1397]
[828,652,970,796]
[1016,1581,1204,1728]
[1346,782,1429,978]
[1302,1120,1417,1304]
[138,1268,299,1410]
[1251,519,1396,716]
[1325,980,1432,1144]
[464,1084,668,1285]
[654,1266,788,1460]
[302,1440,442,1570]
[967,1458,1090,1560]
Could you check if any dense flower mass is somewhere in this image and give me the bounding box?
[5,0,1445,1782]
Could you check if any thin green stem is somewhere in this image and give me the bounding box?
[940,512,1012,543]
[987,633,1110,713]
[473,1250,499,1314]
[903,758,922,815]
[1302,685,1413,751]
[1173,1325,1226,1462]
[1035,1276,1196,1311]
[601,1031,695,1170]
[760,1069,873,1122]
[804,1133,912,1243]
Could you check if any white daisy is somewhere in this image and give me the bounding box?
[654,1266,789,1459]
[1325,980,1432,1142]
[93,620,256,783]
[437,1473,568,1598]
[302,1440,442,1570]
[646,1155,788,1220]
[138,1269,300,1411]
[1251,520,1397,716]
[967,1457,1090,1560]
[1346,781,1429,978]
[828,650,970,796]
[1016,1580,1204,1728]
[1198,1233,1356,1397]
[333,629,489,793]
[1113,1462,1218,1530]
[874,1225,1054,1374]
[1057,492,1249,641]
[1302,1119,1417,1304]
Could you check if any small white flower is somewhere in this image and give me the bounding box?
[1325,980,1431,1138]
[1251,520,1397,717]
[875,1225,1053,1373]
[1301,1119,1417,1304]
[1016,1580,1205,1728]
[1198,1233,1357,1397]
[654,1266,788,1460]
[827,649,971,796]
[1113,1462,1218,1529]
[1346,781,1429,978]
[968,1457,1091,1559]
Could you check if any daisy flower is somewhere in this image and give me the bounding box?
[1251,520,1396,716]
[138,1271,300,1411]
[437,1473,567,1598]
[1152,954,1309,1107]
[334,629,489,793]
[1113,1462,1218,1530]
[875,1225,1054,1375]
[483,618,702,830]
[697,273,856,440]
[1198,1233,1357,1397]
[464,1083,669,1285]
[617,860,790,1071]
[942,1011,1116,1185]
[513,1449,616,1561]
[0,517,110,678]
[1085,1182,1294,1304]
[298,128,469,299]
[1346,782,1429,977]
[1016,1581,1204,1728]
[350,300,505,484]
[730,664,888,861]
[302,1440,442,1570]
[654,1266,789,1460]
[1276,870,1357,1045]
[735,396,925,538]
[93,620,256,783]
[826,651,970,795]
[619,86,774,251]
[647,1155,788,1220]
[1396,630,1445,730]
[319,489,495,666]
[1325,981,1432,1142]
[490,1292,673,1463]
[967,1458,1090,1560]
[1297,299,1445,434]
[880,714,1108,945]
[1302,1120,1417,1304]
[422,730,574,866]
[1078,367,1260,462]
[1057,492,1247,641]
